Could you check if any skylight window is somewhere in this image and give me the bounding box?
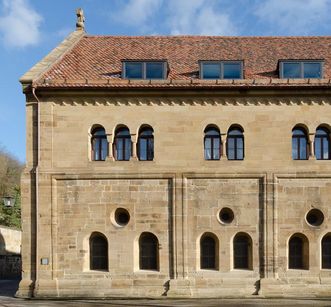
[123,61,166,79]
[280,61,323,78]
[200,61,243,79]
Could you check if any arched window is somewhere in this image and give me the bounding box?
[139,232,159,270]
[90,233,108,271]
[292,127,308,160]
[322,235,331,269]
[288,234,309,269]
[315,127,330,160]
[114,126,131,161]
[91,126,108,161]
[227,126,244,160]
[204,126,221,160]
[138,126,154,161]
[200,233,217,269]
[233,233,252,269]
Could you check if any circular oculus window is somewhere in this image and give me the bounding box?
[218,207,234,224]
[306,208,324,227]
[114,208,130,226]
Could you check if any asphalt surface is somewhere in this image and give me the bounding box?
[1,280,331,306]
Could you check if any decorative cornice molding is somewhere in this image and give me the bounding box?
[46,96,331,107]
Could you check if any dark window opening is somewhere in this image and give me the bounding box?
[227,126,244,160]
[115,208,130,226]
[315,127,330,160]
[322,235,331,269]
[292,127,309,160]
[114,126,131,161]
[204,126,221,160]
[200,235,217,269]
[91,126,108,161]
[200,61,242,79]
[288,235,308,270]
[233,233,251,269]
[139,232,159,271]
[219,207,234,224]
[138,126,154,161]
[90,233,108,271]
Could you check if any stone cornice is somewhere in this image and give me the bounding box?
[33,96,331,106]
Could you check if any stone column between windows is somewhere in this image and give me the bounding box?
[107,133,113,159]
[222,134,227,159]
[131,133,138,160]
[309,132,315,159]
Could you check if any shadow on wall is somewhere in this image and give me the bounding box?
[0,232,21,280]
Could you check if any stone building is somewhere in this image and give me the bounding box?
[17,11,331,298]
[0,226,21,279]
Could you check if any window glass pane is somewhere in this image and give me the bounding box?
[213,138,220,159]
[300,139,307,159]
[116,139,123,160]
[125,62,143,79]
[322,236,331,269]
[227,138,235,160]
[147,139,154,160]
[202,63,220,79]
[315,138,321,160]
[101,139,108,161]
[323,138,329,159]
[223,63,241,79]
[229,129,243,136]
[146,62,164,79]
[204,138,212,160]
[292,138,298,159]
[283,63,301,78]
[124,138,131,160]
[94,139,100,161]
[139,139,147,161]
[304,63,322,78]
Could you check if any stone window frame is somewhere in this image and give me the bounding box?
[204,124,222,161]
[139,232,159,271]
[113,125,132,161]
[137,125,154,161]
[89,232,109,271]
[226,124,245,161]
[288,233,309,270]
[90,125,108,161]
[292,125,309,160]
[233,232,253,270]
[199,232,219,270]
[314,125,331,160]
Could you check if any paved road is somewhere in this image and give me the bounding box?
[1,280,331,306]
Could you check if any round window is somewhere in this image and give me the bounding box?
[306,208,324,227]
[114,208,130,226]
[218,207,234,224]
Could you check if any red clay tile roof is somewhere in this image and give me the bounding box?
[36,35,331,89]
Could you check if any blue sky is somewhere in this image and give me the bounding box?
[0,0,330,163]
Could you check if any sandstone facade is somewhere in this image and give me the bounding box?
[17,26,331,298]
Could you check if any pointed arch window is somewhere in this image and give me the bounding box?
[138,126,154,161]
[315,127,330,160]
[288,234,309,269]
[91,126,108,161]
[114,126,131,161]
[204,126,221,160]
[139,232,159,271]
[233,233,252,269]
[292,127,308,160]
[200,234,217,269]
[322,235,331,269]
[90,233,108,271]
[227,126,244,160]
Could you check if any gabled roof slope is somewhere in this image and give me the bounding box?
[24,34,331,89]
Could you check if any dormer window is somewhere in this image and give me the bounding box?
[123,61,167,79]
[200,61,243,79]
[280,61,323,78]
